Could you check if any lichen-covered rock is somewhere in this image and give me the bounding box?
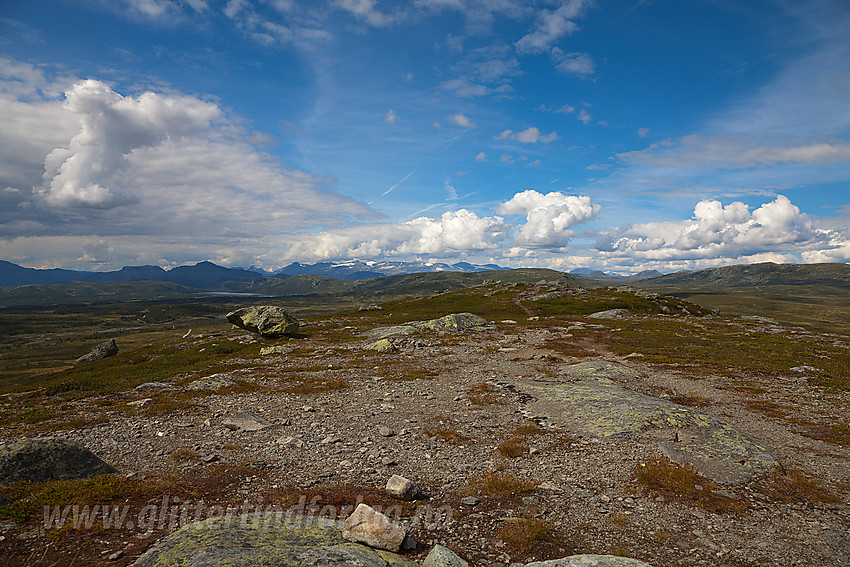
[74,339,118,366]
[368,339,398,353]
[342,503,406,552]
[559,360,643,382]
[514,361,778,485]
[132,513,416,567]
[187,373,236,391]
[526,555,653,567]
[0,438,117,483]
[423,544,469,567]
[411,313,490,334]
[226,306,299,337]
[259,345,293,356]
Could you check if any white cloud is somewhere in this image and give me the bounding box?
[637,127,650,138]
[576,109,591,125]
[597,195,825,260]
[475,151,487,162]
[282,209,510,261]
[498,190,599,247]
[618,134,850,170]
[515,0,590,54]
[384,109,399,125]
[36,80,222,208]
[497,127,558,144]
[551,48,595,78]
[449,113,475,128]
[439,78,492,98]
[0,70,380,268]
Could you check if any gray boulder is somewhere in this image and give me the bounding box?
[410,313,490,333]
[342,503,406,552]
[187,373,236,391]
[74,339,118,366]
[133,513,415,567]
[423,544,469,567]
[0,438,117,483]
[587,309,630,319]
[226,306,299,337]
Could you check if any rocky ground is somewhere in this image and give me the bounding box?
[0,283,848,566]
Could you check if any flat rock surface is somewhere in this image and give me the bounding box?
[526,556,652,567]
[513,362,779,484]
[133,513,415,567]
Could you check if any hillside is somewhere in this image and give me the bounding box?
[642,262,850,288]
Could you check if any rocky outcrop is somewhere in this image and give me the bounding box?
[513,361,779,485]
[132,513,415,567]
[363,313,491,341]
[226,306,299,337]
[410,313,490,334]
[74,339,118,366]
[0,438,117,483]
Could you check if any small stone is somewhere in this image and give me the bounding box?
[107,550,124,561]
[379,426,396,437]
[259,345,293,356]
[423,544,469,567]
[385,474,422,501]
[320,435,342,445]
[461,496,480,506]
[127,398,152,407]
[381,456,397,466]
[342,503,406,552]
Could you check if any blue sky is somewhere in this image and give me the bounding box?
[1,0,848,273]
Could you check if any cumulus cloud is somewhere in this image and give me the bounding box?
[36,80,221,208]
[449,113,475,128]
[498,190,599,247]
[0,70,380,268]
[576,109,592,125]
[384,109,399,124]
[282,209,510,261]
[515,0,589,54]
[475,151,487,162]
[597,195,824,260]
[497,127,558,144]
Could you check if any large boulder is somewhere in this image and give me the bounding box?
[0,438,117,483]
[342,503,407,552]
[74,339,118,366]
[513,361,779,485]
[226,306,299,338]
[133,513,415,567]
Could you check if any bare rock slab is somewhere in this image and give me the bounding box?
[526,555,653,567]
[222,411,272,432]
[187,373,236,391]
[513,361,778,485]
[133,513,415,567]
[74,338,118,366]
[226,306,299,338]
[0,438,117,483]
[342,503,406,552]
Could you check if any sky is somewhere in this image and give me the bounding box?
[1,0,849,274]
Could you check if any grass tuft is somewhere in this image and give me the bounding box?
[633,456,742,513]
